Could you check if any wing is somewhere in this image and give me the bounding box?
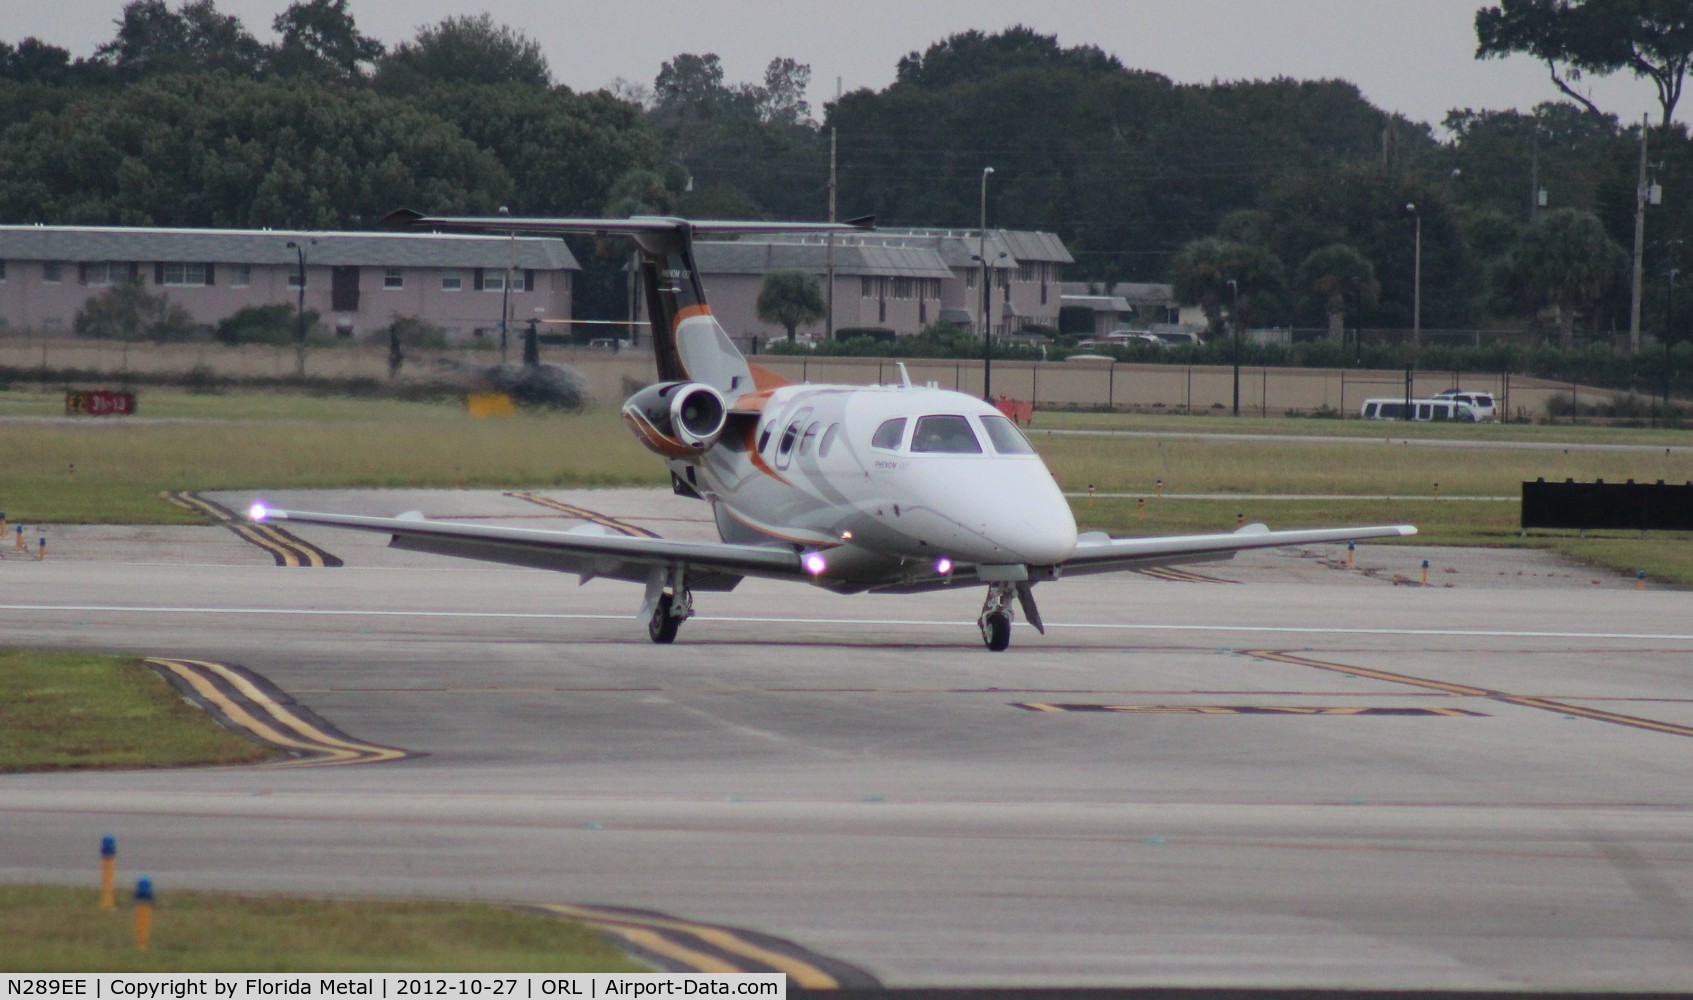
[250,507,802,590]
[1057,523,1417,577]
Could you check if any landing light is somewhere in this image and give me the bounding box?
[803,552,827,575]
[248,502,270,522]
[935,557,953,575]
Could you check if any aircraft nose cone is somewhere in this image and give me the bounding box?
[999,501,1077,565]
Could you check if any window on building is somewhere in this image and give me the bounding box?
[441,271,463,292]
[232,264,251,288]
[483,272,505,292]
[384,267,404,290]
[162,262,208,286]
[0,260,8,281]
[288,266,304,289]
[42,261,63,284]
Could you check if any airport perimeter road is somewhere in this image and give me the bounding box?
[4,490,1693,989]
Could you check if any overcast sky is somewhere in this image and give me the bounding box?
[0,0,1675,131]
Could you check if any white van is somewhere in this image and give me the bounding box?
[1359,397,1481,422]
[1433,389,1497,421]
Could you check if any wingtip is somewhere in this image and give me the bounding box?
[379,208,426,230]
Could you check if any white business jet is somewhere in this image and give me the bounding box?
[250,212,1414,651]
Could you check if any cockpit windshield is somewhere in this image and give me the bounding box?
[979,415,1035,455]
[910,414,983,454]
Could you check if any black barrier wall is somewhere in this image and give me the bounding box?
[1522,478,1693,531]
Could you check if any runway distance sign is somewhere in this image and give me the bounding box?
[63,389,136,417]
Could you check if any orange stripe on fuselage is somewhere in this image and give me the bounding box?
[748,362,792,390]
[675,304,713,325]
[741,422,790,486]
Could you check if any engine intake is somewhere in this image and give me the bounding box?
[621,381,728,457]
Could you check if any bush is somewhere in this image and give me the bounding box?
[216,304,319,346]
[75,282,198,342]
[388,315,450,349]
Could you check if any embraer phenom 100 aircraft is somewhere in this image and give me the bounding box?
[249,212,1414,651]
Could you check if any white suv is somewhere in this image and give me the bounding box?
[1433,389,1497,421]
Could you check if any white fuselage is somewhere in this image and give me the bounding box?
[670,382,1078,592]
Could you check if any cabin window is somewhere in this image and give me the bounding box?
[819,424,840,457]
[871,418,906,451]
[911,414,982,454]
[980,415,1034,455]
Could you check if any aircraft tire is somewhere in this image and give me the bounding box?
[983,612,1011,652]
[649,593,681,644]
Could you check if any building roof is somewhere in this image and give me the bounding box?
[737,227,1072,270]
[0,226,579,270]
[1060,294,1132,313]
[693,240,953,279]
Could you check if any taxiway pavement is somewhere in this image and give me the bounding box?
[4,488,1693,989]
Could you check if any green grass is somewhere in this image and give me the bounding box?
[0,387,661,523]
[0,886,648,972]
[4,384,1691,583]
[0,650,274,771]
[1034,408,1693,446]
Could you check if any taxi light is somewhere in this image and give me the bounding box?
[248,502,270,522]
[803,552,827,575]
[935,557,953,575]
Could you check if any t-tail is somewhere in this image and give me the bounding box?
[381,210,874,395]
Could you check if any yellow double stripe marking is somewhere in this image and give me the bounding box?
[145,658,409,767]
[1136,566,1237,584]
[506,492,660,538]
[165,492,342,568]
[536,903,844,988]
[1017,703,1481,716]
[1245,649,1693,739]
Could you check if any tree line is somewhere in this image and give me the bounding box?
[0,0,1689,347]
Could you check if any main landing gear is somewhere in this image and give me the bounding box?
[645,567,694,644]
[977,581,1046,653]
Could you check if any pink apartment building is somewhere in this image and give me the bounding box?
[0,226,578,341]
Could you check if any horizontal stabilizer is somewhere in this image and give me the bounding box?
[382,210,875,241]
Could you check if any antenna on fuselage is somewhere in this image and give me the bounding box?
[895,362,912,388]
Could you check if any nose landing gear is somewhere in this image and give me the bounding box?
[977,580,1045,652]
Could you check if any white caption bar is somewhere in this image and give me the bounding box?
[4,977,785,1000]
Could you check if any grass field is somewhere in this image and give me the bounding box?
[0,886,647,972]
[0,649,274,772]
[3,384,1692,582]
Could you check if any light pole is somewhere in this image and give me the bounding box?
[285,238,315,377]
[1668,267,1679,420]
[979,166,995,402]
[1406,202,1421,355]
[499,206,513,364]
[1228,278,1240,417]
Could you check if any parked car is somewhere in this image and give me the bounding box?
[1359,397,1481,422]
[1432,389,1497,421]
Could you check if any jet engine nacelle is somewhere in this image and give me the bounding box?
[621,381,728,458]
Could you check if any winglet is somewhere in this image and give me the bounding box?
[380,208,427,230]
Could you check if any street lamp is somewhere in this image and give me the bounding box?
[284,238,315,377]
[1668,267,1680,420]
[499,206,513,364]
[1406,202,1421,355]
[1227,278,1240,417]
[979,166,995,402]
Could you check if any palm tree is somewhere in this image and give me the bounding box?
[756,269,825,343]
[1298,244,1379,343]
[1506,209,1626,349]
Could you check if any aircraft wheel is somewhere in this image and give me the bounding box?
[648,593,680,644]
[982,611,1011,652]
